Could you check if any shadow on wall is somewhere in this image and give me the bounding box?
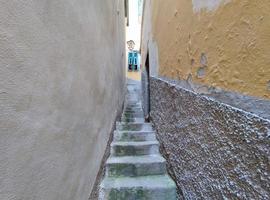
[141,52,150,120]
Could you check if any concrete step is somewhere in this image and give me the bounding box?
[125,101,141,105]
[126,100,141,104]
[121,117,144,123]
[123,110,143,114]
[106,155,166,177]
[99,175,177,200]
[123,104,141,108]
[125,94,140,97]
[125,105,142,109]
[123,108,143,113]
[125,104,141,107]
[124,108,143,113]
[126,96,140,99]
[122,112,144,119]
[99,82,177,200]
[114,130,156,142]
[111,141,159,156]
[125,100,141,105]
[125,106,142,110]
[116,122,153,131]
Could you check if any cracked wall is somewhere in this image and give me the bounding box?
[148,0,270,99]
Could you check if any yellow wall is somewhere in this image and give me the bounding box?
[151,0,270,99]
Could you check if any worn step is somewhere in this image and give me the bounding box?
[126,100,141,104]
[123,110,143,114]
[125,102,141,106]
[114,130,156,142]
[126,95,140,99]
[121,117,145,123]
[124,107,143,112]
[122,112,144,119]
[106,155,166,177]
[123,108,143,111]
[124,106,142,111]
[116,122,153,131]
[111,141,159,156]
[99,175,177,200]
[125,104,141,107]
[124,106,142,110]
[125,105,141,109]
[124,109,143,114]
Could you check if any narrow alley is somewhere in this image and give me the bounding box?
[99,80,176,199]
[1,0,270,200]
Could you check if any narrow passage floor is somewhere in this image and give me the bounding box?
[99,80,176,200]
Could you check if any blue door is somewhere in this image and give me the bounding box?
[128,51,139,71]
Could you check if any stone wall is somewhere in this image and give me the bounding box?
[0,1,126,200]
[149,76,270,199]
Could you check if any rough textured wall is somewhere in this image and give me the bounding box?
[150,0,270,99]
[0,1,125,200]
[150,76,270,199]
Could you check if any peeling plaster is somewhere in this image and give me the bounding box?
[192,0,231,13]
[149,0,270,99]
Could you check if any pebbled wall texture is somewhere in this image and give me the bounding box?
[149,76,270,199]
[0,1,126,200]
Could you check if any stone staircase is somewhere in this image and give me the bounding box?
[99,81,176,200]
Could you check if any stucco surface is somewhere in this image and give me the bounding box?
[0,1,125,200]
[149,76,270,199]
[192,0,231,13]
[150,0,270,99]
[140,0,160,77]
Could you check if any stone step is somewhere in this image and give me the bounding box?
[124,108,143,113]
[116,122,153,131]
[122,112,144,119]
[121,117,144,123]
[125,105,141,109]
[126,98,140,101]
[125,105,142,109]
[125,103,141,106]
[111,141,159,156]
[123,108,143,111]
[125,100,141,104]
[123,105,141,109]
[125,102,141,105]
[123,110,143,114]
[114,130,156,142]
[126,94,140,98]
[124,106,142,111]
[99,175,177,200]
[125,103,141,107]
[126,93,139,96]
[106,155,166,177]
[126,100,141,104]
[99,82,177,200]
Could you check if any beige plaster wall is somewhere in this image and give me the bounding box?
[142,0,270,99]
[0,0,126,199]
